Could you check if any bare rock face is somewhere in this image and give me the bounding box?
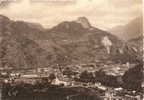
[77,17,92,29]
[101,36,112,54]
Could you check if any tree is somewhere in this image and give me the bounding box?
[79,70,95,82]
[122,63,143,91]
[48,73,56,83]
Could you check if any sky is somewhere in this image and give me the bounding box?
[0,0,142,30]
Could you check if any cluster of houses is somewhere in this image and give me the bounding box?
[0,62,143,100]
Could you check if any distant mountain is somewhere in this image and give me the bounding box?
[110,17,142,41]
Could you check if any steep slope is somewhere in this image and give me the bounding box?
[0,15,54,69]
[10,21,46,40]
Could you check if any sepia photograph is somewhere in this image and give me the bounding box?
[0,0,143,100]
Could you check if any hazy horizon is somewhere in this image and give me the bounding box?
[0,0,142,30]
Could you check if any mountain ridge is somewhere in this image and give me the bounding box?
[0,15,140,69]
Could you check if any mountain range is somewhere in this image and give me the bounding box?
[0,15,142,69]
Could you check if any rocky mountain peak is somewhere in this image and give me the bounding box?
[77,17,91,29]
[50,21,88,34]
[49,17,92,35]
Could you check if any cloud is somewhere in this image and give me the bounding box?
[0,0,142,30]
